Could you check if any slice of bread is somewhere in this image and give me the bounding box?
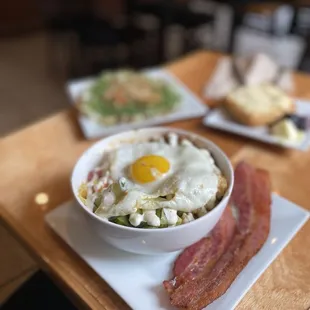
[275,69,294,94]
[204,57,239,104]
[225,84,295,126]
[236,53,279,86]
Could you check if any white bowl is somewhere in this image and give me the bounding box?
[71,127,234,255]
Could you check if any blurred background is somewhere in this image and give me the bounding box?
[1,0,310,304]
[1,0,310,136]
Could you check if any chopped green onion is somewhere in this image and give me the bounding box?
[143,225,158,229]
[176,216,183,226]
[137,221,148,228]
[159,209,168,227]
[177,211,184,217]
[93,195,102,212]
[156,209,161,217]
[109,215,131,227]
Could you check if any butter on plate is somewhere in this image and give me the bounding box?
[270,119,305,143]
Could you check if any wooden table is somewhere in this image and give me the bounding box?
[0,51,309,310]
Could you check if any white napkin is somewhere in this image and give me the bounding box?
[236,53,279,86]
[204,53,294,102]
[203,57,239,101]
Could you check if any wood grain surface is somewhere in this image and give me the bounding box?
[0,51,309,310]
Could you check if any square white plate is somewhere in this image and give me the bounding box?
[203,99,310,150]
[67,69,208,139]
[45,194,308,310]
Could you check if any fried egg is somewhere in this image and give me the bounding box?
[95,142,224,218]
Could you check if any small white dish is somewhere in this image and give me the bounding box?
[203,99,310,151]
[45,194,309,310]
[71,127,233,254]
[67,69,208,139]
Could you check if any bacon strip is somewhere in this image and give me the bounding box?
[163,206,236,293]
[166,162,271,309]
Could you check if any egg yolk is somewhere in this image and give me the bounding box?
[131,155,170,183]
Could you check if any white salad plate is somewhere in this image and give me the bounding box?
[67,69,208,139]
[203,99,310,151]
[45,194,309,310]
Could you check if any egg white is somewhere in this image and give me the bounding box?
[96,142,222,217]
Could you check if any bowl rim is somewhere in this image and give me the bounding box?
[71,127,234,233]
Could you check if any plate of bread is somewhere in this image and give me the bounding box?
[203,54,310,150]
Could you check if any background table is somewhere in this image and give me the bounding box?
[0,51,309,310]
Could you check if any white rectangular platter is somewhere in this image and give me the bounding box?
[203,99,310,151]
[45,195,309,310]
[67,69,208,139]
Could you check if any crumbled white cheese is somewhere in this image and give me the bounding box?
[196,206,207,217]
[182,213,195,223]
[129,213,144,227]
[167,133,178,146]
[102,192,115,207]
[181,139,193,146]
[144,210,160,227]
[163,208,178,225]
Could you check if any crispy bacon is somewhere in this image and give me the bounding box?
[163,206,236,293]
[87,170,95,182]
[164,162,271,310]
